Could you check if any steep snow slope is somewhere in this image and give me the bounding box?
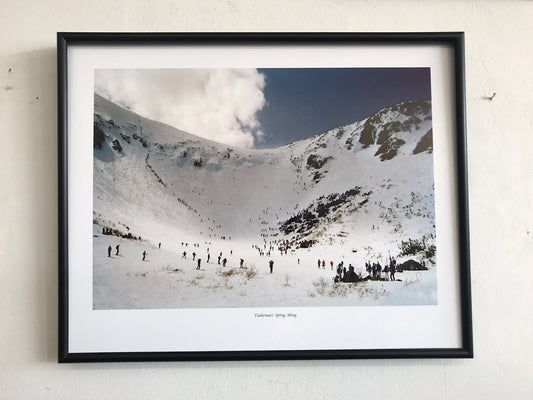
[93,94,436,309]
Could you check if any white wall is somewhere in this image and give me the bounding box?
[1,1,532,398]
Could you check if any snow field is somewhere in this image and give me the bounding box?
[94,225,436,309]
[93,95,437,309]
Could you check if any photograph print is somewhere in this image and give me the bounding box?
[92,67,437,310]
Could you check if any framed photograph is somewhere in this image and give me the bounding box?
[58,32,472,362]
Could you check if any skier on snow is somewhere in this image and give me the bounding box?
[269,260,274,274]
[107,245,112,257]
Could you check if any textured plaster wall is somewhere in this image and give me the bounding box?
[1,1,532,398]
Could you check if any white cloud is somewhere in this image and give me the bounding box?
[254,130,266,143]
[95,69,266,148]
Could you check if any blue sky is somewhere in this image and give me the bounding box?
[255,68,431,148]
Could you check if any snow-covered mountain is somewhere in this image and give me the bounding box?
[93,94,436,309]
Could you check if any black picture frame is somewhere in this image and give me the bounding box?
[58,32,472,362]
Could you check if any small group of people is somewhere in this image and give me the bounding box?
[215,252,227,267]
[107,245,147,261]
[182,251,198,260]
[176,242,276,274]
[364,258,398,281]
[335,261,345,279]
[312,256,402,283]
[180,242,202,248]
[333,263,359,283]
[186,243,251,271]
[107,244,120,257]
[106,240,165,261]
[365,260,383,279]
[316,259,340,271]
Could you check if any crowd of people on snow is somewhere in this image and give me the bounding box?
[249,237,312,258]
[104,236,277,275]
[104,233,418,285]
[314,257,403,283]
[364,258,399,281]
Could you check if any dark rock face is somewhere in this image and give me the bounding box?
[312,171,323,183]
[298,239,315,248]
[345,137,354,150]
[399,259,428,271]
[111,139,122,153]
[413,128,433,154]
[120,133,131,144]
[359,123,377,147]
[335,128,345,139]
[393,100,431,116]
[132,133,147,147]
[279,187,365,238]
[94,122,105,150]
[306,154,332,170]
[376,121,402,145]
[357,100,431,159]
[374,138,406,161]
